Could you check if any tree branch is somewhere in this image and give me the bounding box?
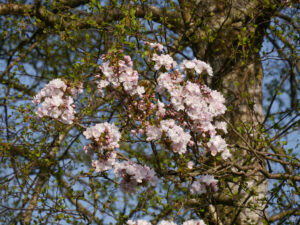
[58,177,103,224]
[0,3,183,31]
[58,0,91,9]
[268,208,300,222]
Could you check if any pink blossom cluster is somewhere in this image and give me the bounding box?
[215,121,227,133]
[152,53,177,70]
[32,78,82,124]
[83,122,158,192]
[180,59,213,76]
[97,55,145,97]
[191,175,218,195]
[153,78,230,158]
[155,71,184,95]
[114,161,158,193]
[127,219,206,225]
[83,123,158,193]
[33,44,232,197]
[83,122,121,150]
[158,221,177,225]
[127,220,152,225]
[156,74,227,128]
[156,100,166,118]
[70,82,84,97]
[182,220,206,225]
[91,151,117,172]
[207,135,230,160]
[88,152,158,193]
[187,161,195,169]
[146,119,191,154]
[146,48,230,159]
[144,41,164,51]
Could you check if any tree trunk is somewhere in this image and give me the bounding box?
[186,0,274,223]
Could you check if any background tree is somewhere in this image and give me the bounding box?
[0,0,299,224]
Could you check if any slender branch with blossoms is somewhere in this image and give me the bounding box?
[32,42,231,224]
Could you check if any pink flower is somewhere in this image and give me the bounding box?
[180,59,213,76]
[146,125,162,141]
[83,122,121,150]
[100,62,114,80]
[170,87,184,111]
[193,59,213,76]
[48,78,67,91]
[114,161,158,193]
[91,151,117,172]
[208,90,226,116]
[191,175,218,194]
[156,100,166,117]
[152,54,177,70]
[207,135,229,159]
[156,73,174,93]
[32,79,77,124]
[180,59,196,71]
[127,220,152,225]
[160,119,191,154]
[158,221,177,225]
[187,161,194,169]
[215,121,228,134]
[70,83,83,97]
[191,180,206,195]
[99,55,145,97]
[144,41,164,51]
[96,80,109,96]
[134,86,145,97]
[183,219,206,225]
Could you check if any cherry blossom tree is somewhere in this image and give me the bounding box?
[0,0,299,224]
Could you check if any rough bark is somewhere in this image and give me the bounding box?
[183,0,275,224]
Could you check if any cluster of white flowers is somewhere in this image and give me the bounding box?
[152,54,177,70]
[91,151,117,172]
[144,41,164,51]
[180,59,213,76]
[215,121,227,133]
[33,44,232,196]
[191,175,218,195]
[127,220,152,225]
[114,161,158,193]
[83,122,121,150]
[184,82,227,122]
[157,76,227,131]
[32,78,82,124]
[182,220,206,225]
[158,221,177,225]
[146,119,191,154]
[84,123,157,192]
[70,82,84,97]
[147,49,230,160]
[160,119,191,154]
[207,135,230,160]
[127,219,206,225]
[155,72,184,96]
[97,55,145,97]
[146,125,162,141]
[187,161,195,169]
[156,100,166,118]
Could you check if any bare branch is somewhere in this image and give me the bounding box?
[0,3,183,31]
[268,208,300,222]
